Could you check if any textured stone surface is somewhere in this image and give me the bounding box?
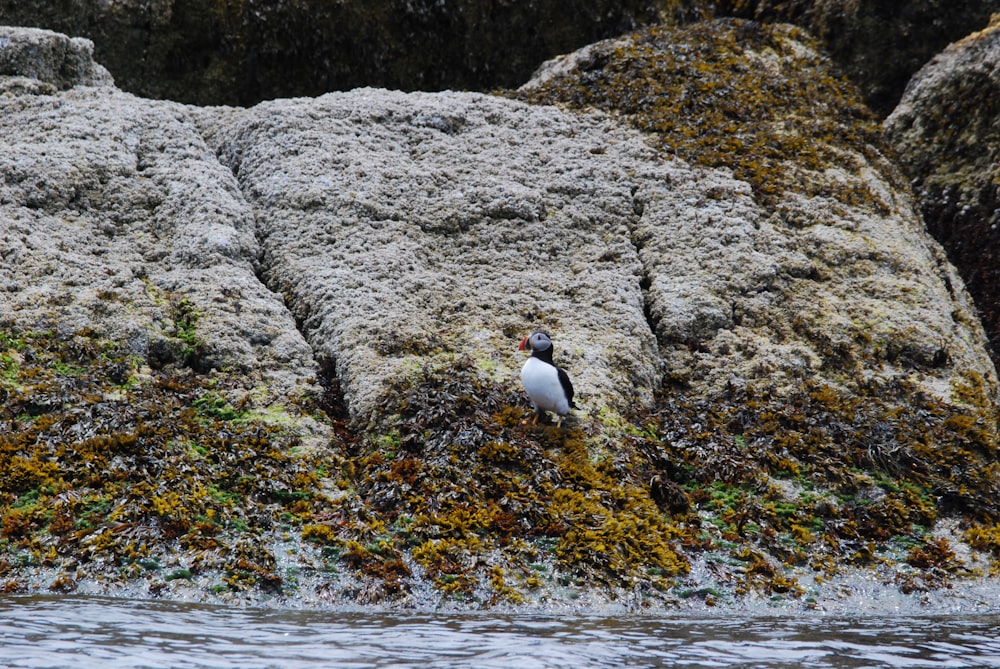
[0,52,319,411]
[688,0,1000,117]
[885,14,1000,365]
[3,20,993,423]
[191,71,996,424]
[0,26,112,91]
[517,20,999,409]
[197,91,666,419]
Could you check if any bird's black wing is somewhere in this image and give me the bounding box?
[557,367,577,409]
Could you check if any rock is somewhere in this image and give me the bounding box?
[3,1,998,116]
[0,37,319,414]
[4,22,1000,610]
[195,91,666,419]
[517,19,998,410]
[884,14,1000,368]
[189,18,1000,423]
[0,26,112,90]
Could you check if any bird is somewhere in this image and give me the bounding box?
[518,331,577,427]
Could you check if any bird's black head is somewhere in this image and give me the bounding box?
[519,332,557,364]
[519,331,553,353]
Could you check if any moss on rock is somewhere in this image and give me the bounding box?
[514,19,886,209]
[0,328,338,598]
[687,0,1000,117]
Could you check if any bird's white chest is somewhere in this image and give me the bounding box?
[521,357,570,415]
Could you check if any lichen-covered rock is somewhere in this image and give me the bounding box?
[0,65,319,412]
[196,91,671,420]
[0,37,338,604]
[517,19,997,410]
[0,26,113,91]
[4,22,1000,610]
[191,23,1000,421]
[884,14,1000,368]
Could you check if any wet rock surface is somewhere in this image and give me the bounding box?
[2,24,1000,611]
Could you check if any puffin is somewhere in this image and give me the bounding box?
[518,331,577,427]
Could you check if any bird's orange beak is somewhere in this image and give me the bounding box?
[518,336,530,351]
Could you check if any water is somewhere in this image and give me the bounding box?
[2,596,1000,669]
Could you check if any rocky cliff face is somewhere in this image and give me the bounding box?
[885,14,1000,370]
[2,24,1000,609]
[4,0,998,116]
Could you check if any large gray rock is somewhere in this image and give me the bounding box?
[192,83,997,422]
[0,29,318,411]
[514,19,999,411]
[2,20,995,428]
[0,26,112,92]
[885,14,1000,367]
[3,20,993,426]
[196,92,668,418]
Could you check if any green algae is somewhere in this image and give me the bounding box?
[0,327,335,596]
[322,356,691,604]
[5,328,998,603]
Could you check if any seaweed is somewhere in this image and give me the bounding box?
[510,19,889,211]
[3,325,998,603]
[323,356,691,603]
[0,327,335,597]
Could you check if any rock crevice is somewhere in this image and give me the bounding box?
[194,91,673,420]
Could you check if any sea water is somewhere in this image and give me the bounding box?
[2,595,999,668]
